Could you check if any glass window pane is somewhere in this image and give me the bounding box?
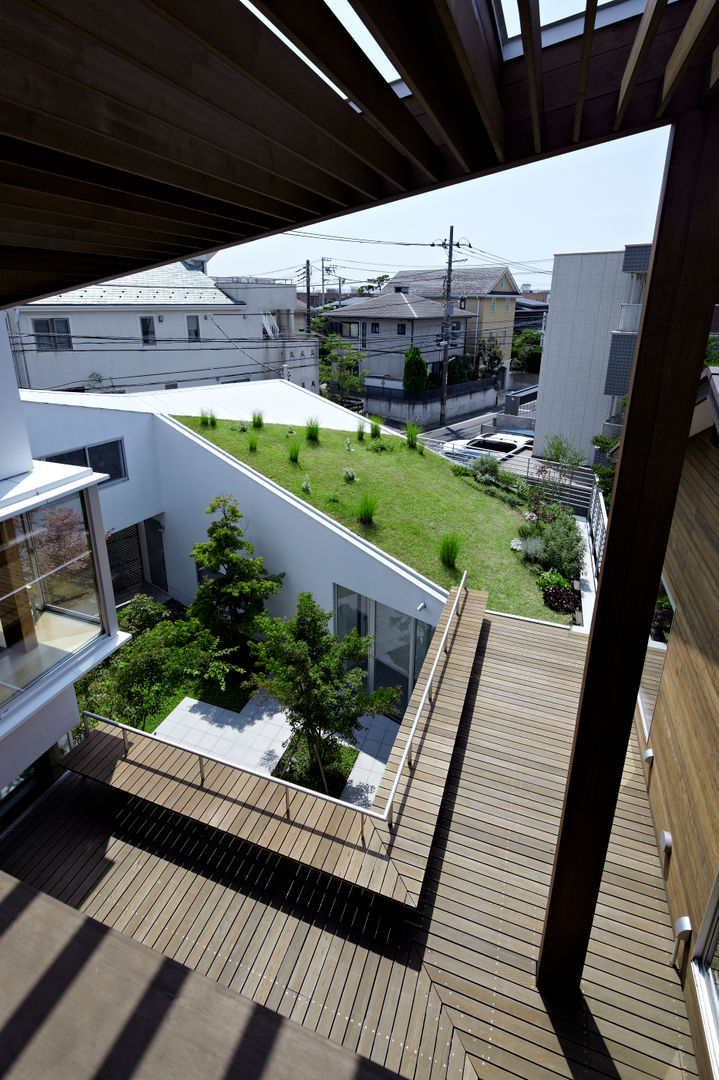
[187,315,200,341]
[46,448,88,469]
[87,440,126,483]
[374,601,410,713]
[414,618,434,683]
[140,317,156,345]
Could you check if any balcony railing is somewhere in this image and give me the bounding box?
[80,572,468,839]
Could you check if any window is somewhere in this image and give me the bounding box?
[459,297,466,310]
[451,321,461,332]
[371,323,379,334]
[502,330,507,345]
[164,382,178,390]
[32,318,72,352]
[397,323,406,335]
[505,298,511,312]
[500,277,505,288]
[361,322,367,348]
[140,316,156,346]
[693,871,719,1076]
[490,298,496,313]
[488,331,494,340]
[186,315,200,341]
[394,286,409,294]
[45,439,127,487]
[343,322,359,338]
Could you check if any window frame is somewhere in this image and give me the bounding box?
[490,298,496,313]
[371,322,380,334]
[186,314,201,341]
[32,317,73,352]
[693,870,719,1077]
[44,437,128,488]
[397,323,406,336]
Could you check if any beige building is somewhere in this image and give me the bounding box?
[385,266,520,365]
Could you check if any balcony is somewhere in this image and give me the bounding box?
[617,302,642,333]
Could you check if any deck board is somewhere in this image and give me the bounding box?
[0,609,697,1079]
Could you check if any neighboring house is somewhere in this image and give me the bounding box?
[7,262,318,394]
[533,249,628,459]
[385,266,520,365]
[513,295,548,333]
[328,292,469,385]
[0,330,126,812]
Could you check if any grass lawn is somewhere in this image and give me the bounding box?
[176,416,569,624]
[273,733,359,798]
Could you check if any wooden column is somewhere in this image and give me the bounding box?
[537,102,719,993]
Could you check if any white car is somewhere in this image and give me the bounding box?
[442,432,533,461]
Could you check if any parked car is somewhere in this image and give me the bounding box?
[442,432,533,461]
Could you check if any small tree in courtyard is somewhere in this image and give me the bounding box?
[189,495,283,649]
[319,333,366,403]
[473,338,504,379]
[403,345,427,393]
[250,592,399,794]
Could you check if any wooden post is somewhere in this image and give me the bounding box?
[537,102,719,994]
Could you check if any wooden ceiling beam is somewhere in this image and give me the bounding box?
[348,0,490,173]
[0,223,193,261]
[614,0,668,129]
[249,0,442,182]
[658,0,719,117]
[430,0,505,162]
[573,0,598,143]
[17,0,391,202]
[517,0,544,154]
[147,0,415,191]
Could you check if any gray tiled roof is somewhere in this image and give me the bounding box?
[29,261,235,306]
[385,266,517,297]
[331,292,468,320]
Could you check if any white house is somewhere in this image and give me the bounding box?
[7,260,319,395]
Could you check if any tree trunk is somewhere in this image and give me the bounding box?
[312,738,329,795]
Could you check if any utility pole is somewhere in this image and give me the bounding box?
[434,227,471,424]
[305,260,311,334]
[321,257,334,307]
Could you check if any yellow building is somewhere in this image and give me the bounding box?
[385,267,520,364]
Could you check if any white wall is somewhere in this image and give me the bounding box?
[0,685,79,791]
[0,323,32,480]
[534,252,626,460]
[337,318,445,382]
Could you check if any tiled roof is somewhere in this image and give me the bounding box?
[331,292,468,320]
[385,266,517,297]
[28,261,236,306]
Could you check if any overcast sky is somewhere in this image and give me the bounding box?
[208,1,671,294]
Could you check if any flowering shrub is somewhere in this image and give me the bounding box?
[542,586,580,614]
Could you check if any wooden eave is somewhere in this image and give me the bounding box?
[0,0,716,307]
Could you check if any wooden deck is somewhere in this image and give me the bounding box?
[60,586,487,908]
[0,612,696,1079]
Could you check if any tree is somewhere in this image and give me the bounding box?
[318,333,366,403]
[706,334,719,365]
[250,592,399,793]
[511,329,543,373]
[539,434,586,496]
[402,345,427,393]
[590,433,619,505]
[357,273,389,296]
[189,495,283,649]
[473,338,504,378]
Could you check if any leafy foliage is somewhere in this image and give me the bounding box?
[540,433,586,473]
[250,592,398,792]
[404,421,420,449]
[305,417,320,443]
[536,568,571,592]
[189,495,283,648]
[511,329,543,373]
[542,586,580,614]
[439,533,460,568]
[288,439,300,463]
[473,338,504,378]
[541,512,585,581]
[319,334,366,403]
[520,536,545,563]
[252,411,264,429]
[356,422,366,442]
[402,346,428,393]
[357,274,389,297]
[117,594,170,635]
[590,433,619,505]
[357,493,377,524]
[370,416,382,438]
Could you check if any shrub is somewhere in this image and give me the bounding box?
[473,455,500,481]
[200,408,216,427]
[368,438,393,453]
[301,474,312,494]
[517,522,541,540]
[403,346,428,394]
[541,513,585,581]
[521,536,545,563]
[452,463,474,477]
[327,490,340,504]
[252,410,264,429]
[305,417,320,442]
[288,439,300,463]
[248,434,258,453]
[537,568,571,592]
[343,466,356,483]
[417,443,424,456]
[117,593,170,635]
[405,421,420,449]
[237,420,248,433]
[356,493,377,524]
[370,416,382,439]
[439,533,460,569]
[543,586,580,614]
[356,422,366,442]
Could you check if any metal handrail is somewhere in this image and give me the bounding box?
[79,573,468,838]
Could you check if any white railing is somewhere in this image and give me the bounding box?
[587,479,608,573]
[79,572,468,841]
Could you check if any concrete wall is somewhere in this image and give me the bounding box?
[363,381,497,425]
[534,251,626,460]
[0,323,32,480]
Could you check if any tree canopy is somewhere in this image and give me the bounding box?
[511,329,543,373]
[318,333,366,403]
[250,592,398,792]
[402,345,427,393]
[189,495,283,648]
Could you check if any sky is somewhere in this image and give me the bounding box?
[207,1,671,294]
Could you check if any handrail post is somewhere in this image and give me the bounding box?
[122,728,128,758]
[388,804,394,830]
[360,814,365,847]
[285,787,291,819]
[408,743,413,770]
[198,755,205,786]
[83,712,90,739]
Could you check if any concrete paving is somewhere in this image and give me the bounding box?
[154,693,399,808]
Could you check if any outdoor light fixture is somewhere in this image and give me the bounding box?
[417,602,426,611]
[660,830,673,854]
[671,916,692,967]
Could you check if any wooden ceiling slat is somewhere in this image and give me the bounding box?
[710,44,719,96]
[20,0,390,202]
[348,0,489,173]
[431,0,505,163]
[517,0,544,154]
[573,0,598,143]
[658,0,719,116]
[0,224,192,260]
[147,0,414,191]
[250,0,442,183]
[615,0,668,129]
[0,11,371,210]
